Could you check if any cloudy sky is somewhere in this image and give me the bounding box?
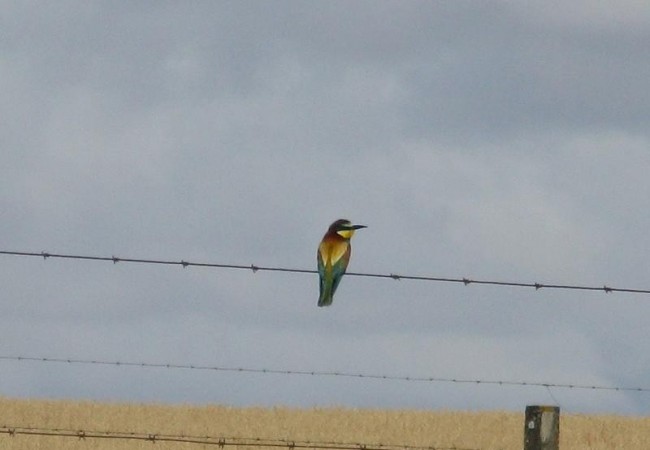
[2,1,650,415]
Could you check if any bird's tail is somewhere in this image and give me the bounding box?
[318,284,333,307]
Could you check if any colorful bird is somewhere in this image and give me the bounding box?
[317,219,367,307]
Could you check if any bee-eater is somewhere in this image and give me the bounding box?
[317,219,367,307]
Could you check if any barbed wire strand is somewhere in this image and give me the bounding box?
[0,426,481,450]
[1,250,649,295]
[2,355,648,393]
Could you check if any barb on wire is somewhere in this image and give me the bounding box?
[1,355,649,393]
[1,250,649,295]
[0,426,480,450]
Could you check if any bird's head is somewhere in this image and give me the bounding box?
[328,219,367,239]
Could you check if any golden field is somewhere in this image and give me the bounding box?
[1,397,649,450]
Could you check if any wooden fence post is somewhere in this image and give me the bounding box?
[524,405,560,450]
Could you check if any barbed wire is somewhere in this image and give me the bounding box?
[2,355,649,393]
[0,426,482,450]
[1,249,649,295]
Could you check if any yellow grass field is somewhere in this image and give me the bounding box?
[1,397,649,450]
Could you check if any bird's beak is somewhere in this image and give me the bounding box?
[351,224,367,230]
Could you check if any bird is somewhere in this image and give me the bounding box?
[317,219,367,307]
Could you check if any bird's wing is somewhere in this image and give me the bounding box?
[317,246,326,297]
[327,239,349,266]
[330,244,351,296]
[318,239,351,298]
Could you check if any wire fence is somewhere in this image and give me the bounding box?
[2,249,650,295]
[0,426,482,450]
[2,355,649,394]
[2,248,648,420]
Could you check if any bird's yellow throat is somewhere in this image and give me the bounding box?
[336,229,355,239]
